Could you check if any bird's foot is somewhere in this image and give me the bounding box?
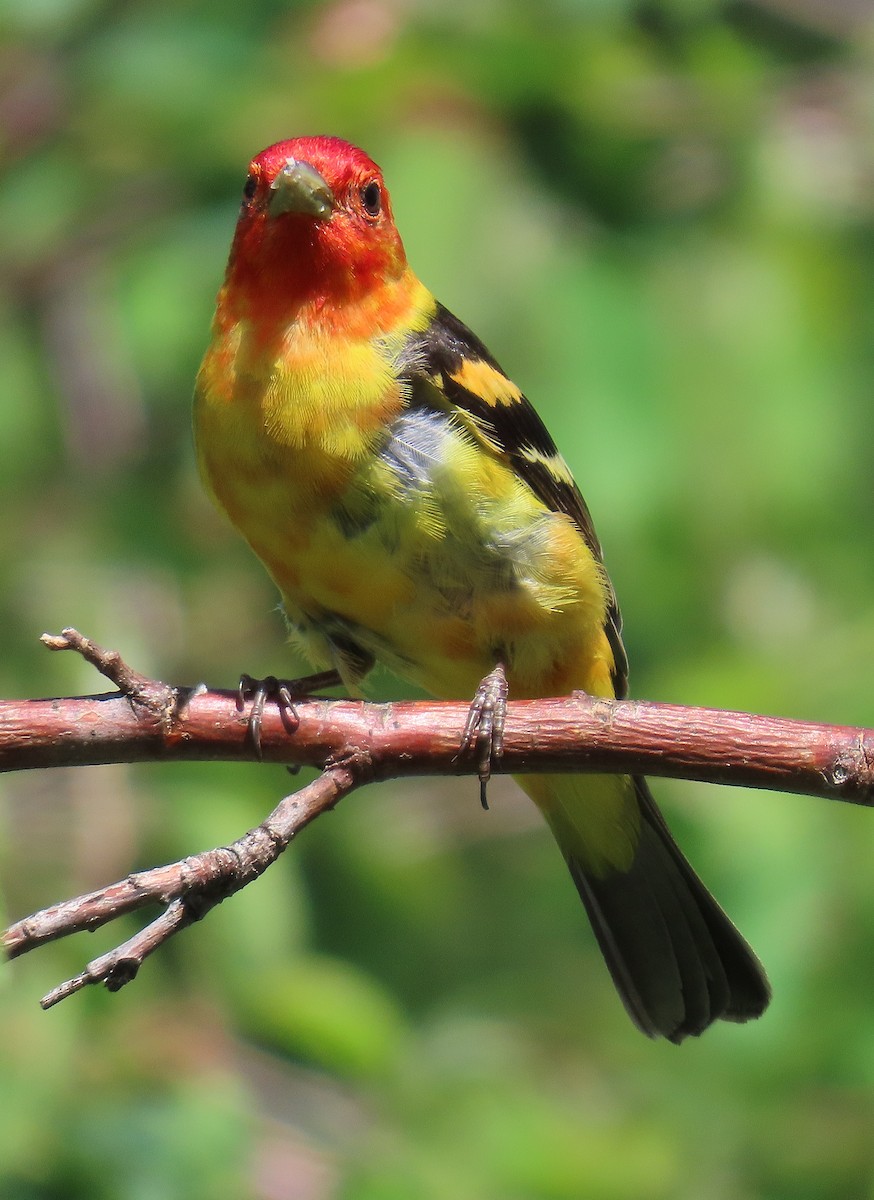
[459,663,508,810]
[237,669,342,757]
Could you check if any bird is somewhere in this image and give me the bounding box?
[194,135,770,1041]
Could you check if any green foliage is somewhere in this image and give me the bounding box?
[4,0,874,1195]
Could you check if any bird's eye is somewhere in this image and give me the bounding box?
[243,174,258,203]
[361,181,381,217]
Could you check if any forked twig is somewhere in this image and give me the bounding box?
[8,764,360,1008]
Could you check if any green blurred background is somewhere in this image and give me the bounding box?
[3,0,874,1195]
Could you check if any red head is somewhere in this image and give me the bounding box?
[223,136,408,326]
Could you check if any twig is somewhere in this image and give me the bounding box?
[8,763,361,1007]
[41,626,176,722]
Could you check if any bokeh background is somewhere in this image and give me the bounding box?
[3,0,874,1196]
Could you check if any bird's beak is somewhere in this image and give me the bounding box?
[268,158,335,220]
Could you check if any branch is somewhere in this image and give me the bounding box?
[4,627,874,1008]
[3,651,872,803]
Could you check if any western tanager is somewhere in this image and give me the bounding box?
[195,136,770,1041]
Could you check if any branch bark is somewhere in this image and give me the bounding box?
[4,627,874,1009]
[3,674,872,802]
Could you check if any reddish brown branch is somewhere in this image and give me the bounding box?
[4,627,874,1008]
[2,676,872,804]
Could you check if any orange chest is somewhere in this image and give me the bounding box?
[194,319,408,520]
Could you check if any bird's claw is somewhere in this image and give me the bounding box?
[237,674,297,757]
[237,668,344,756]
[459,663,508,810]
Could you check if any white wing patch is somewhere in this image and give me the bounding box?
[380,407,450,493]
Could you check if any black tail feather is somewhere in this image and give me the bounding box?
[568,777,770,1043]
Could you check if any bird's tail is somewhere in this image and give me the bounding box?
[522,771,770,1042]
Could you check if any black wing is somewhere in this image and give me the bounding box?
[401,302,628,696]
